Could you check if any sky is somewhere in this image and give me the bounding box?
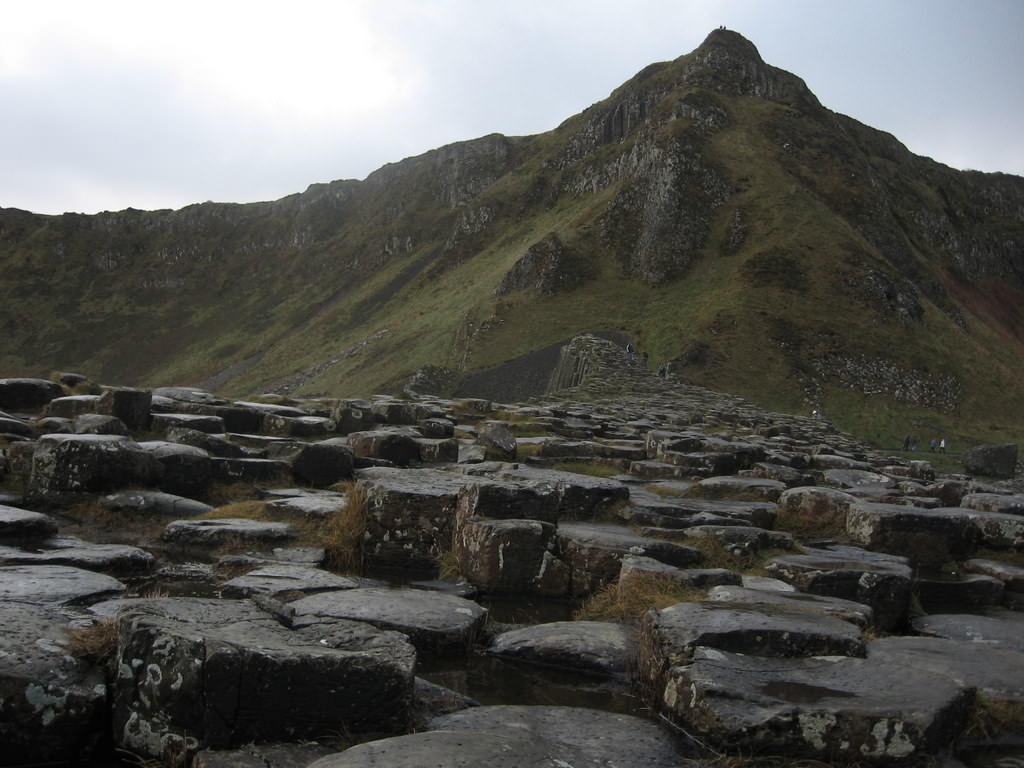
[3,0,1022,216]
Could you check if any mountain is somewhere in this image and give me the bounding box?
[2,29,1023,448]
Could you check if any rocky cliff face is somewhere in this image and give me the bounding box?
[1,29,1022,437]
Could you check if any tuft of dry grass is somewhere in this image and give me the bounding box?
[196,501,269,520]
[773,503,848,540]
[318,481,368,574]
[575,573,705,622]
[962,694,1024,740]
[205,482,264,506]
[550,461,622,478]
[436,549,463,580]
[65,618,118,663]
[642,483,690,498]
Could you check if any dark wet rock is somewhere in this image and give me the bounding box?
[103,489,213,517]
[74,413,128,435]
[412,677,479,726]
[28,434,162,502]
[695,475,787,501]
[427,705,691,768]
[960,491,1024,516]
[193,742,335,768]
[845,502,978,565]
[963,558,1024,592]
[220,565,359,599]
[823,468,897,490]
[681,524,794,553]
[638,601,865,690]
[455,478,561,526]
[0,504,58,543]
[868,636,1024,703]
[911,611,1024,652]
[0,536,155,575]
[654,647,970,764]
[489,621,627,677]
[161,518,296,549]
[113,597,415,759]
[0,413,34,437]
[357,466,474,571]
[408,578,478,600]
[166,426,247,458]
[31,415,73,435]
[139,440,214,498]
[265,491,345,520]
[46,394,102,420]
[913,573,1004,613]
[962,443,1019,478]
[0,601,107,765]
[742,574,798,591]
[0,564,125,605]
[262,414,332,438]
[96,386,153,431]
[0,377,64,410]
[766,549,912,632]
[414,436,459,462]
[626,496,777,529]
[217,547,327,572]
[558,522,704,595]
[705,585,874,627]
[331,399,377,435]
[286,439,355,487]
[290,587,488,658]
[152,412,226,434]
[619,554,741,589]
[811,453,874,471]
[210,457,291,484]
[152,387,227,407]
[348,428,421,466]
[495,465,630,519]
[777,485,858,530]
[476,422,517,461]
[455,517,568,596]
[958,506,1024,548]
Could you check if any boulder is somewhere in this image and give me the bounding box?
[777,485,858,533]
[166,427,247,458]
[959,492,1024,516]
[681,524,794,554]
[962,443,1018,478]
[913,573,1004,613]
[0,377,64,410]
[0,602,107,765]
[220,565,359,599]
[455,479,561,526]
[348,428,421,466]
[331,399,377,435]
[618,555,741,590]
[96,386,153,431]
[0,536,155,575]
[911,611,1024,652]
[695,475,786,501]
[139,440,214,498]
[73,413,128,435]
[958,506,1024,549]
[45,394,102,420]
[262,414,333,438]
[290,587,487,658]
[289,439,355,487]
[495,465,630,520]
[963,558,1024,592]
[210,457,291,484]
[28,434,162,502]
[113,598,415,760]
[151,412,226,434]
[475,422,517,461]
[705,585,874,627]
[103,489,214,518]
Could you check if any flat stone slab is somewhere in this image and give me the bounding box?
[695,475,787,501]
[0,505,60,544]
[706,585,874,627]
[964,558,1024,591]
[659,647,970,763]
[489,621,628,677]
[290,587,488,658]
[0,600,107,765]
[640,600,865,673]
[0,564,126,605]
[113,597,415,758]
[220,565,359,599]
[0,536,155,575]
[823,468,897,489]
[911,611,1024,652]
[845,502,978,565]
[161,518,296,548]
[960,492,1024,516]
[266,492,346,519]
[626,496,777,529]
[103,490,213,517]
[868,636,1024,703]
[619,554,741,589]
[427,705,691,768]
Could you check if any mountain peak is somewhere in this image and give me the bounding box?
[695,27,765,64]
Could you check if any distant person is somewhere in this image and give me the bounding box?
[939,438,946,453]
[929,438,937,452]
[625,343,634,362]
[902,435,911,452]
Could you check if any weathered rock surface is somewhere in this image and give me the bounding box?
[28,434,161,502]
[0,536,155,575]
[911,610,1024,652]
[220,565,359,599]
[193,743,335,768]
[113,598,415,759]
[961,443,1019,478]
[161,518,296,549]
[706,585,874,627]
[103,489,214,518]
[489,621,628,677]
[0,564,126,606]
[845,502,978,565]
[0,601,107,766]
[0,504,58,543]
[289,587,488,657]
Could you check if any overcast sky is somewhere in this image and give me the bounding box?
[3,0,1022,216]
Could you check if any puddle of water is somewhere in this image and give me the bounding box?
[419,654,645,716]
[757,680,858,704]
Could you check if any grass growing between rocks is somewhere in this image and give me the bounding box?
[642,483,691,498]
[574,573,706,622]
[195,501,270,520]
[318,481,368,574]
[550,461,622,478]
[962,695,1024,740]
[773,504,848,540]
[65,618,118,663]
